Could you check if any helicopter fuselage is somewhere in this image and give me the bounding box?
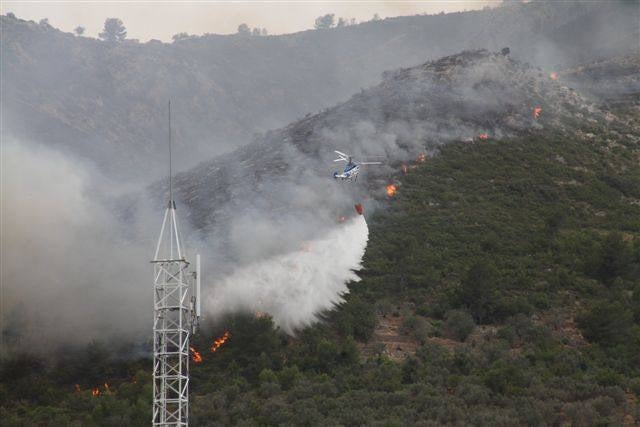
[333,162,360,180]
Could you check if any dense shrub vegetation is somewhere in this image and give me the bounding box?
[2,129,639,425]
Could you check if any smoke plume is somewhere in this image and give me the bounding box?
[0,136,373,350]
[1,139,154,349]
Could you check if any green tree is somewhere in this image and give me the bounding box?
[99,18,126,43]
[457,262,498,323]
[597,233,633,284]
[443,310,476,341]
[577,301,633,347]
[237,23,250,35]
[172,32,190,42]
[314,14,335,30]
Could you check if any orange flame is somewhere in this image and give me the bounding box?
[416,153,426,163]
[549,72,558,80]
[386,184,397,197]
[533,107,542,119]
[478,133,489,140]
[92,387,100,397]
[104,382,110,392]
[190,346,203,363]
[211,331,231,353]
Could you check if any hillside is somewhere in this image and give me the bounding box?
[2,0,638,180]
[562,54,640,131]
[169,48,630,245]
[2,45,640,424]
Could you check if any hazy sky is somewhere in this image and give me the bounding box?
[1,1,501,41]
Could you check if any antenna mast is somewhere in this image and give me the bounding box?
[168,100,172,206]
[151,101,201,427]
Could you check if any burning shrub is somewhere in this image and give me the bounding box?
[533,107,542,118]
[190,346,203,363]
[210,331,231,353]
[386,184,397,197]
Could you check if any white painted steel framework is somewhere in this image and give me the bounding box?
[152,102,200,426]
[152,202,190,426]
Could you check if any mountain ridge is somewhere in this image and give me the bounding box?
[168,48,633,238]
[2,1,637,179]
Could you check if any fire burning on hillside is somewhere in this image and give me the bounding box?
[478,133,489,140]
[190,346,203,363]
[533,107,542,118]
[386,184,397,197]
[211,331,231,353]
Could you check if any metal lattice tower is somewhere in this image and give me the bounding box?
[151,102,200,426]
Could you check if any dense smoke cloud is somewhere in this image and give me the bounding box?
[0,136,373,350]
[1,139,155,349]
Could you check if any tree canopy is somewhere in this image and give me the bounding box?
[99,18,126,43]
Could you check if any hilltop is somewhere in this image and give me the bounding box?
[2,1,637,179]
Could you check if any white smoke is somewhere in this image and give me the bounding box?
[0,139,155,348]
[205,215,369,333]
[0,134,372,349]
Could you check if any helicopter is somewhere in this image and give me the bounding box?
[332,150,381,182]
